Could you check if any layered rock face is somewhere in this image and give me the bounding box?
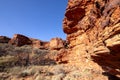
[63,0,120,78]
[31,38,49,49]
[9,34,32,46]
[49,38,65,50]
[8,34,65,50]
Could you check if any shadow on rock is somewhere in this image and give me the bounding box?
[91,52,120,80]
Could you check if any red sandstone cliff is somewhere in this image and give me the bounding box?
[61,0,120,79]
[0,0,120,80]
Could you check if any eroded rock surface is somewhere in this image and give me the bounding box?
[0,0,120,80]
[49,38,65,50]
[62,0,120,79]
[9,34,32,46]
[31,38,49,49]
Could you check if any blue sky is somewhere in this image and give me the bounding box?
[0,0,68,41]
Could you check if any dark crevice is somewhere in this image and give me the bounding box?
[102,72,120,80]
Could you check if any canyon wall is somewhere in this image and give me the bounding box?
[62,0,120,78]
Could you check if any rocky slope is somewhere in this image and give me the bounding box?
[0,35,67,80]
[61,0,120,79]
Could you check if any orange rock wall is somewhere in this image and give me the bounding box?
[63,0,120,56]
[63,0,120,77]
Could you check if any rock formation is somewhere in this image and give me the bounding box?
[8,34,66,50]
[9,34,32,46]
[62,0,120,78]
[0,36,10,43]
[49,37,65,50]
[31,39,42,49]
[0,0,120,79]
[31,38,49,49]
